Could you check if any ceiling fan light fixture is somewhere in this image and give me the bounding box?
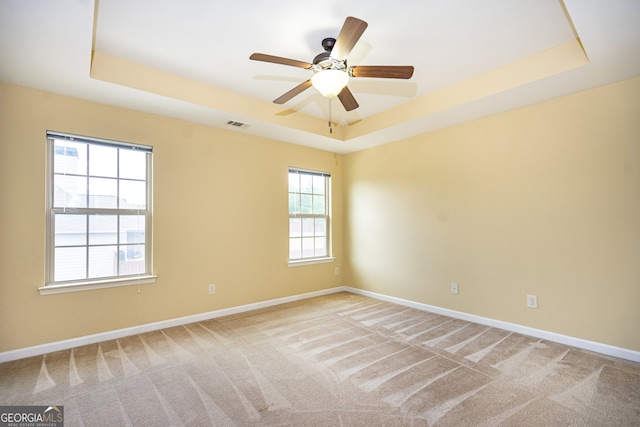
[311,69,349,98]
[250,17,412,110]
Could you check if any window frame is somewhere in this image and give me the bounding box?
[287,167,334,266]
[40,132,156,295]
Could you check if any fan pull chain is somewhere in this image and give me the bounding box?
[328,99,333,134]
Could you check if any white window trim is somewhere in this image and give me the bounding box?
[38,275,157,295]
[43,131,154,293]
[288,167,332,264]
[288,257,335,267]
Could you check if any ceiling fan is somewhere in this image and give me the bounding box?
[249,16,414,112]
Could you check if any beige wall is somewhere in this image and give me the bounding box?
[344,77,640,352]
[2,77,639,355]
[0,84,344,352]
[345,79,640,350]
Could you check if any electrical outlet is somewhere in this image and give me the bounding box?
[208,284,216,295]
[335,267,340,276]
[450,283,459,294]
[527,294,538,308]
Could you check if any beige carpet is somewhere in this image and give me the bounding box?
[1,292,639,426]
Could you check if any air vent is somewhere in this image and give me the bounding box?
[226,120,251,129]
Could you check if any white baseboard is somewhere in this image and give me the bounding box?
[0,286,347,363]
[345,287,640,363]
[2,285,638,364]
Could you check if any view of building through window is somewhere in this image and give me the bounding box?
[288,168,330,261]
[48,133,152,284]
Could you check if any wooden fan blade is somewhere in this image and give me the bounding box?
[330,17,368,61]
[250,53,313,69]
[273,80,313,104]
[337,86,359,111]
[349,65,414,79]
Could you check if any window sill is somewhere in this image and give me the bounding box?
[288,257,335,267]
[38,275,157,295]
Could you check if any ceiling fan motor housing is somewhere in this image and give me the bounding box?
[313,38,346,71]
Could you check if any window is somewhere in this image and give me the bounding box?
[45,132,153,290]
[288,168,332,264]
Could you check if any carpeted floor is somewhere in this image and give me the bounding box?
[1,292,639,426]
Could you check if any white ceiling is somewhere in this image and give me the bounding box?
[1,0,639,154]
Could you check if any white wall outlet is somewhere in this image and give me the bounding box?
[450,283,459,294]
[208,284,216,295]
[527,294,538,308]
[335,267,340,276]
